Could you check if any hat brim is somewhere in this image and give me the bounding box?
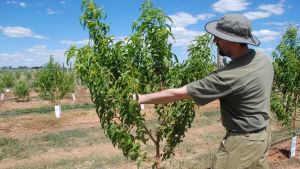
[205,20,260,46]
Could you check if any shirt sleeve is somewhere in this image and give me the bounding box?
[186,73,233,105]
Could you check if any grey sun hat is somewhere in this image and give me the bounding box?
[205,14,260,46]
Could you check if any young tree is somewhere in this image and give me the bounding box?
[184,33,216,83]
[34,56,75,102]
[14,71,21,80]
[0,78,4,93]
[67,0,214,168]
[271,25,300,130]
[14,80,30,101]
[2,72,14,89]
[59,71,76,98]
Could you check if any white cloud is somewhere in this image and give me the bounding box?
[6,1,17,5]
[169,12,198,27]
[170,27,205,47]
[197,13,215,20]
[265,21,289,26]
[167,12,212,48]
[244,1,285,20]
[1,26,46,39]
[0,46,67,67]
[26,45,47,52]
[19,2,26,8]
[26,45,65,57]
[256,47,274,53]
[0,52,23,59]
[6,1,27,8]
[60,39,89,46]
[169,12,215,27]
[212,0,250,13]
[252,29,280,42]
[60,1,66,4]
[47,8,61,15]
[258,3,284,15]
[244,11,271,20]
[113,36,128,42]
[265,22,299,30]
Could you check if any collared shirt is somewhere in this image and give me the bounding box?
[187,49,274,132]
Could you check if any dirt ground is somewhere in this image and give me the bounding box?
[0,87,299,169]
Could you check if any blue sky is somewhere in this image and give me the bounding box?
[0,0,299,68]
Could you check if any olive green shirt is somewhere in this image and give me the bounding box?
[187,49,274,132]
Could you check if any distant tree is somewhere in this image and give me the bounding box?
[271,25,300,129]
[14,71,21,80]
[59,71,76,98]
[34,56,75,102]
[0,79,4,93]
[2,72,14,88]
[17,66,29,69]
[14,80,30,101]
[25,70,32,81]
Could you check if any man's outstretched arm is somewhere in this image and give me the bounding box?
[137,86,191,104]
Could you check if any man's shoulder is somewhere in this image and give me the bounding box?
[253,49,272,63]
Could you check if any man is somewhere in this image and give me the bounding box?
[136,14,273,169]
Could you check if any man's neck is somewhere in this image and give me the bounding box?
[230,47,250,61]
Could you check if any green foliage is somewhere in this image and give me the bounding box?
[14,80,30,100]
[14,71,21,80]
[25,70,32,81]
[66,0,213,167]
[60,72,76,98]
[184,33,216,83]
[34,56,75,102]
[0,137,26,160]
[0,79,4,93]
[1,72,14,88]
[271,25,300,129]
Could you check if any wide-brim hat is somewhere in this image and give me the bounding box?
[205,14,260,46]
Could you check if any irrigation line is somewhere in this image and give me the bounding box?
[0,103,96,116]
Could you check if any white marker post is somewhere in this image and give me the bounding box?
[71,93,76,101]
[54,105,62,118]
[290,135,297,158]
[140,104,145,110]
[0,93,4,101]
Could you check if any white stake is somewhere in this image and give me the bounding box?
[71,93,76,101]
[0,93,4,101]
[140,104,145,110]
[290,135,297,158]
[54,105,62,118]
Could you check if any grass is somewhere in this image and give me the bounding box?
[192,113,221,128]
[0,103,95,116]
[0,137,41,160]
[0,127,109,162]
[13,154,130,169]
[201,111,220,117]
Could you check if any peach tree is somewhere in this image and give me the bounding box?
[272,25,300,130]
[66,0,214,168]
[34,56,75,102]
